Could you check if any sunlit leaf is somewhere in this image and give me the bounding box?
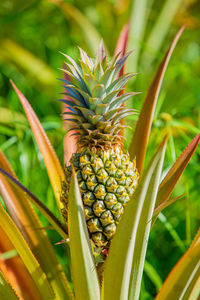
[188,275,200,300]
[0,203,55,299]
[0,270,20,300]
[0,167,67,240]
[0,107,26,128]
[68,170,100,300]
[0,151,73,300]
[11,80,65,212]
[129,26,185,173]
[191,227,200,248]
[103,138,166,300]
[127,0,149,73]
[128,138,167,300]
[155,234,200,300]
[50,0,101,55]
[0,226,42,300]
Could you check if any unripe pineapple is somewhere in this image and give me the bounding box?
[60,41,139,248]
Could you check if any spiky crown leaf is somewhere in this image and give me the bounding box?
[60,41,137,150]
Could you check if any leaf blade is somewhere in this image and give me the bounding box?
[0,270,20,300]
[0,39,56,87]
[0,203,55,299]
[103,138,166,300]
[0,167,68,240]
[0,152,73,300]
[68,171,100,300]
[129,26,185,173]
[114,22,130,79]
[156,133,200,207]
[11,80,65,212]
[155,234,200,300]
[0,226,42,300]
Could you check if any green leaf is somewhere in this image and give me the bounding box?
[0,39,55,87]
[155,234,200,300]
[0,151,73,300]
[0,249,17,260]
[68,170,100,300]
[0,168,73,299]
[127,0,149,73]
[103,137,167,300]
[142,0,183,68]
[144,261,162,293]
[0,167,68,240]
[0,271,20,300]
[156,133,200,207]
[157,213,186,254]
[129,26,184,174]
[0,203,55,299]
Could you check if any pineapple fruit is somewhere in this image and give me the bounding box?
[60,41,139,248]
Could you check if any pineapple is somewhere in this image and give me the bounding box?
[60,41,139,248]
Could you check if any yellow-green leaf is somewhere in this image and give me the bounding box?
[0,226,42,300]
[103,138,166,300]
[0,151,73,300]
[0,166,67,240]
[11,80,65,212]
[0,39,56,87]
[129,26,184,174]
[0,270,20,300]
[155,235,200,300]
[68,170,100,300]
[142,0,183,68]
[127,0,148,73]
[0,203,55,299]
[188,275,200,300]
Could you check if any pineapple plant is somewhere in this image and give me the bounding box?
[0,24,200,300]
[60,42,139,248]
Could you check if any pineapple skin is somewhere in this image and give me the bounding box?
[61,147,139,248]
[59,41,139,248]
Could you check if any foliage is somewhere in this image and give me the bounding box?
[0,0,200,299]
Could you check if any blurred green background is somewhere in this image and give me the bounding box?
[0,0,200,298]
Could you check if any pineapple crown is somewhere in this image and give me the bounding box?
[59,40,137,150]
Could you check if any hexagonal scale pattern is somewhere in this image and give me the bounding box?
[61,147,139,248]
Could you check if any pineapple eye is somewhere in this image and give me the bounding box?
[92,200,106,217]
[100,210,114,227]
[83,191,95,206]
[94,184,106,200]
[104,223,117,239]
[87,218,102,233]
[84,206,94,220]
